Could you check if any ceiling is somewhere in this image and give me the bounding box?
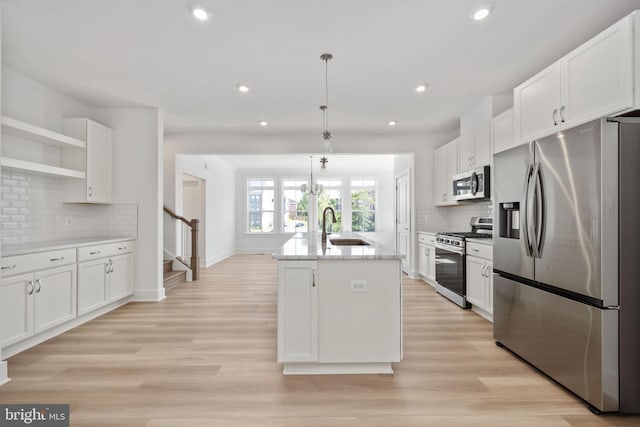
[2,0,640,135]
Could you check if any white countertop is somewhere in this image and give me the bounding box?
[2,236,136,257]
[272,232,405,261]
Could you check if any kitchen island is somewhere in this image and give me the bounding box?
[272,232,404,375]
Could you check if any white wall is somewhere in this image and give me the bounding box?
[0,11,9,386]
[94,108,164,302]
[173,155,236,266]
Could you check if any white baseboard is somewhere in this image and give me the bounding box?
[133,288,166,302]
[282,362,394,375]
[234,248,276,255]
[205,251,235,267]
[0,361,9,386]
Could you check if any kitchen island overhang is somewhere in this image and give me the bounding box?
[273,233,405,375]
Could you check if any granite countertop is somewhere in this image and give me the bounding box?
[2,236,136,257]
[272,232,405,261]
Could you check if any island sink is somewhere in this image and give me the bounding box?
[329,238,370,246]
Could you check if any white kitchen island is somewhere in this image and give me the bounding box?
[272,233,404,375]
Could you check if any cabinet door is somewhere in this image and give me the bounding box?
[514,63,562,142]
[277,261,318,362]
[473,123,491,167]
[77,259,109,315]
[457,133,475,172]
[86,121,112,203]
[492,108,514,154]
[417,243,427,278]
[466,256,487,309]
[426,245,436,283]
[0,274,34,347]
[434,145,448,206]
[109,254,134,302]
[563,16,633,126]
[34,265,77,334]
[486,260,494,314]
[446,139,459,203]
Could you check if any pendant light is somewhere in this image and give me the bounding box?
[300,156,323,195]
[320,53,333,169]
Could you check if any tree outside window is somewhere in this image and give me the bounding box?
[317,179,342,233]
[351,179,376,232]
[282,179,309,232]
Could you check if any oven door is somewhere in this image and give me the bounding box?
[435,244,467,307]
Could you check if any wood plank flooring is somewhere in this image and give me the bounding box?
[1,254,638,426]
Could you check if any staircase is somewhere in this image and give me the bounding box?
[163,260,187,290]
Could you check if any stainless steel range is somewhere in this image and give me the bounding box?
[435,217,492,308]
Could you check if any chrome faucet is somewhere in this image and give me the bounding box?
[321,206,337,243]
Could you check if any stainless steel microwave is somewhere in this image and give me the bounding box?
[452,166,490,201]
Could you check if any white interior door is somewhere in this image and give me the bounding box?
[395,172,410,273]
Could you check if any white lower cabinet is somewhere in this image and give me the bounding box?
[417,232,436,285]
[466,241,493,322]
[78,248,134,315]
[1,264,77,348]
[109,254,134,302]
[277,261,318,363]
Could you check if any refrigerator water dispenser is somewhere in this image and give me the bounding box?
[499,202,520,239]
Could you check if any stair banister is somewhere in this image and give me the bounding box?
[163,206,200,281]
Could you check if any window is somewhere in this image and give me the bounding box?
[247,179,275,233]
[317,179,343,233]
[282,179,309,232]
[351,179,376,232]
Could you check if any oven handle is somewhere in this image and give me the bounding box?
[435,243,464,256]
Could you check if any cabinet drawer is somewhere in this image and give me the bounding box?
[78,241,134,261]
[418,233,436,245]
[1,249,76,277]
[466,242,492,261]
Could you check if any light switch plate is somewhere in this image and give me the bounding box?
[350,279,367,292]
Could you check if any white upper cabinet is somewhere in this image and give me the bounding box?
[62,118,113,203]
[434,139,459,206]
[491,108,514,155]
[457,123,491,172]
[514,13,636,143]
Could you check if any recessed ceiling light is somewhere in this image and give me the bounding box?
[259,121,268,126]
[415,84,428,93]
[471,3,493,21]
[189,3,211,21]
[388,120,398,127]
[237,84,250,93]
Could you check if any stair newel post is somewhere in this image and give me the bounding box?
[190,218,200,281]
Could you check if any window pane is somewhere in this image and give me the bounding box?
[317,190,342,232]
[351,189,375,210]
[282,182,309,233]
[353,211,376,232]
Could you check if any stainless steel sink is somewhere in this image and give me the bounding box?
[329,238,370,246]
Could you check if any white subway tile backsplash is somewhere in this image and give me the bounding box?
[0,170,137,246]
[417,201,493,232]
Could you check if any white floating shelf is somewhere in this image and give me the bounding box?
[1,116,86,149]
[1,157,86,179]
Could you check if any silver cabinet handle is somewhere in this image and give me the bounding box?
[35,278,42,293]
[1,264,16,270]
[49,257,64,262]
[89,251,101,255]
[27,280,34,295]
[88,185,93,197]
[559,105,566,123]
[312,270,316,287]
[118,246,127,251]
[471,248,480,253]
[552,108,559,126]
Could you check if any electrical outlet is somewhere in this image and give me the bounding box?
[350,279,367,292]
[64,216,72,226]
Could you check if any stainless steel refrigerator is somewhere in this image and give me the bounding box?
[493,117,640,414]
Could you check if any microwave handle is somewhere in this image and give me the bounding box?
[470,172,478,195]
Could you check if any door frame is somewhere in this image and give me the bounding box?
[395,168,413,275]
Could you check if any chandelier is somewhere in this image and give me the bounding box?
[300,156,323,195]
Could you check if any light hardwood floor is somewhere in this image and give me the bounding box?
[1,254,638,426]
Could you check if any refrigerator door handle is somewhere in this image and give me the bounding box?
[533,163,545,257]
[523,163,535,257]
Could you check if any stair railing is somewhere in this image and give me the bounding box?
[163,206,200,281]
